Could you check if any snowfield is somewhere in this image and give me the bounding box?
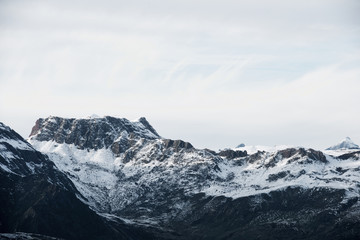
[29,138,360,217]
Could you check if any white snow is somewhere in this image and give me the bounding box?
[29,139,122,211]
[0,138,33,151]
[0,162,17,174]
[25,162,36,174]
[0,136,34,163]
[83,114,102,119]
[202,149,360,199]
[30,140,118,186]
[0,145,16,161]
[28,135,360,217]
[47,116,57,123]
[324,148,360,157]
[326,137,360,150]
[234,145,293,154]
[29,138,219,212]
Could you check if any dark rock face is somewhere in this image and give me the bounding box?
[218,149,247,159]
[203,148,217,155]
[0,122,158,240]
[267,170,290,182]
[247,151,267,164]
[29,116,160,150]
[163,139,193,151]
[264,148,327,168]
[138,117,159,138]
[303,148,328,163]
[168,187,360,240]
[338,151,360,160]
[110,137,130,155]
[278,148,327,163]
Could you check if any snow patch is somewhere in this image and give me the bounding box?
[202,150,360,199]
[0,162,17,174]
[0,139,33,151]
[83,114,102,119]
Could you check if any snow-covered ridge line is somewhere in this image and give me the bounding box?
[0,138,33,151]
[0,123,34,151]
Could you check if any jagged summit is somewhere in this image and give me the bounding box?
[326,137,360,150]
[28,116,161,150]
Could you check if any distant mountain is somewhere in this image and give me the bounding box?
[25,116,360,240]
[236,143,245,148]
[326,137,360,150]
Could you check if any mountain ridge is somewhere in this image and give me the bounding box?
[2,116,360,239]
[27,116,360,239]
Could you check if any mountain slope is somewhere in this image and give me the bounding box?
[0,122,159,240]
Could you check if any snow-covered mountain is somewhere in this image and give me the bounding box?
[0,122,161,240]
[25,116,360,239]
[28,116,213,216]
[326,137,360,150]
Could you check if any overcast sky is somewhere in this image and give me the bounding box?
[1,0,359,150]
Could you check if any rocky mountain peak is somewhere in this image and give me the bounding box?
[137,117,160,137]
[28,116,161,150]
[269,147,327,166]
